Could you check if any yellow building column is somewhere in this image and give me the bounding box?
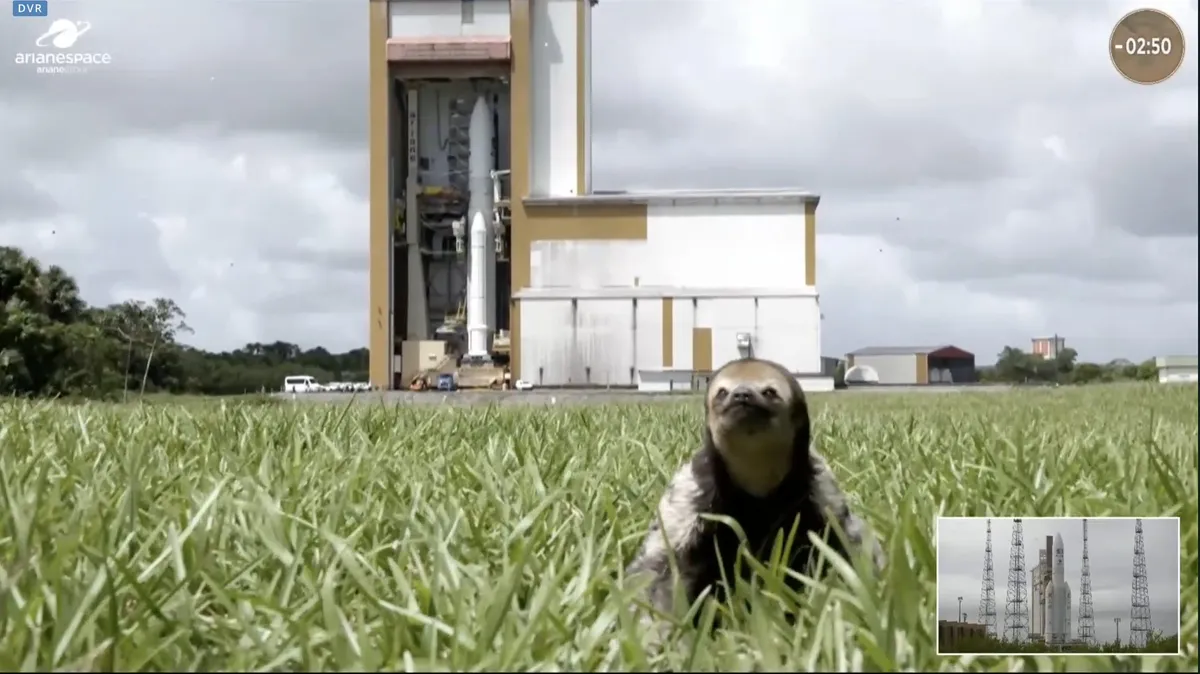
[508,0,531,378]
[805,200,817,287]
[368,0,392,389]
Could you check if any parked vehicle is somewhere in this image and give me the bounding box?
[283,375,323,393]
[324,381,372,393]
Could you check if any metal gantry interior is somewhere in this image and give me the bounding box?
[392,78,515,378]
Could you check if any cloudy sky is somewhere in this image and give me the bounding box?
[2,0,1196,362]
[937,517,1181,644]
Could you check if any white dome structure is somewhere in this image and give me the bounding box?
[844,364,880,385]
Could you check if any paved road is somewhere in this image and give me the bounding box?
[280,389,694,407]
[279,384,1015,407]
[837,384,1015,395]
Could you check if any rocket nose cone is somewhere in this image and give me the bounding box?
[470,95,490,123]
[470,211,487,234]
[1054,533,1064,550]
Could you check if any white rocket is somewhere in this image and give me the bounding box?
[466,211,489,359]
[1049,533,1068,644]
[1065,585,1072,640]
[465,94,494,361]
[1028,533,1075,645]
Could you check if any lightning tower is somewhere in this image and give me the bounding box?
[1077,518,1096,645]
[1129,518,1152,648]
[978,518,998,637]
[1003,518,1028,643]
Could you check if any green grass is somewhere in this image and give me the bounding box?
[942,632,1180,655]
[1,384,1197,671]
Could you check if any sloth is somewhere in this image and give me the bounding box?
[624,357,885,634]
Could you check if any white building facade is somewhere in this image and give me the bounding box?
[515,191,830,392]
[1156,355,1198,383]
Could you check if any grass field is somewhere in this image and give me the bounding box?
[2,384,1197,672]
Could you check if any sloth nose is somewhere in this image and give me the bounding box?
[730,386,754,404]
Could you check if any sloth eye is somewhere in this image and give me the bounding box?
[714,387,729,401]
[762,386,779,399]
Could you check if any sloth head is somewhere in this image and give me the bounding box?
[704,358,811,496]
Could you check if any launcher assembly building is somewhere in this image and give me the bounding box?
[367,0,831,392]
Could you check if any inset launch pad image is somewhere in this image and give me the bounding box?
[935,517,1181,654]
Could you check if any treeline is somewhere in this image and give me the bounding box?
[978,346,1160,385]
[1,247,366,399]
[941,631,1179,654]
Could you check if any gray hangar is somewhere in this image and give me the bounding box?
[844,345,976,385]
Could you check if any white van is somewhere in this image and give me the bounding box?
[283,375,323,393]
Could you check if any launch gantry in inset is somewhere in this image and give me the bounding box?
[981,518,1154,648]
[1077,518,1096,645]
[1003,519,1029,643]
[977,518,998,637]
[1130,518,1153,648]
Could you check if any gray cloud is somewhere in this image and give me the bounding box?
[1088,119,1198,239]
[0,171,59,220]
[937,517,1182,644]
[0,0,1196,359]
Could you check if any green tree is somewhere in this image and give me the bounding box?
[994,346,1036,383]
[1054,347,1078,375]
[1136,358,1158,381]
[100,298,192,398]
[0,247,96,396]
[1071,362,1105,384]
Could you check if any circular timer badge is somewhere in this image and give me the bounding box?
[1109,8,1187,85]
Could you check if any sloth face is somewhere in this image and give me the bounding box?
[705,358,809,494]
[707,360,794,435]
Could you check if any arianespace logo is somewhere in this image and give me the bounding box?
[14,18,112,75]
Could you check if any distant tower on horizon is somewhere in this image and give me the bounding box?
[1031,335,1066,360]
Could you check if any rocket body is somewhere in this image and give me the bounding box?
[1065,585,1072,641]
[1050,533,1068,643]
[467,95,496,332]
[465,211,490,359]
